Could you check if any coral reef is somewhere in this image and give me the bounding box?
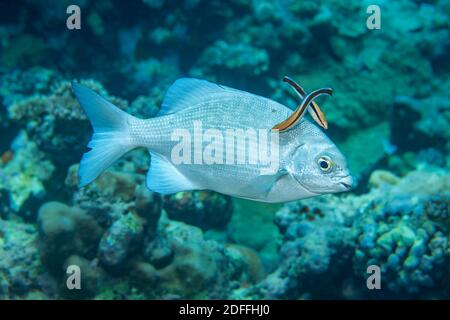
[0,0,449,300]
[7,79,128,168]
[247,195,357,299]
[0,67,60,107]
[0,219,46,299]
[223,166,450,300]
[353,169,450,297]
[37,201,103,275]
[98,212,145,272]
[33,198,260,299]
[65,165,152,226]
[163,191,233,231]
[232,168,450,300]
[196,41,269,77]
[391,96,450,153]
[9,160,259,299]
[136,217,261,299]
[0,131,55,218]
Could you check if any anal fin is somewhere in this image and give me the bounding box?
[146,151,197,195]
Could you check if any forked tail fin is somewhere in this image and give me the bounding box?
[72,82,137,188]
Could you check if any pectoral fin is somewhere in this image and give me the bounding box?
[237,169,288,199]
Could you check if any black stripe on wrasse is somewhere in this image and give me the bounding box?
[282,76,329,130]
[272,87,333,132]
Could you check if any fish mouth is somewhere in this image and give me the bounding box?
[337,175,353,191]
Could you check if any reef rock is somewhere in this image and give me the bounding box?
[163,191,233,231]
[249,195,357,299]
[0,131,54,219]
[353,168,450,298]
[0,219,48,299]
[391,96,450,153]
[137,218,261,299]
[37,201,103,275]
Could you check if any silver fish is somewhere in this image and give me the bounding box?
[72,78,352,203]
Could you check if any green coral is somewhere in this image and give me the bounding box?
[7,78,128,166]
[0,131,55,216]
[353,169,450,296]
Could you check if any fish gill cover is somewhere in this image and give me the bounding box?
[0,0,449,300]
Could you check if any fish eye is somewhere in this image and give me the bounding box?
[318,156,333,172]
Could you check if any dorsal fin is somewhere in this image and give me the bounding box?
[158,78,240,116]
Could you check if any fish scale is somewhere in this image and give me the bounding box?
[129,93,289,192]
